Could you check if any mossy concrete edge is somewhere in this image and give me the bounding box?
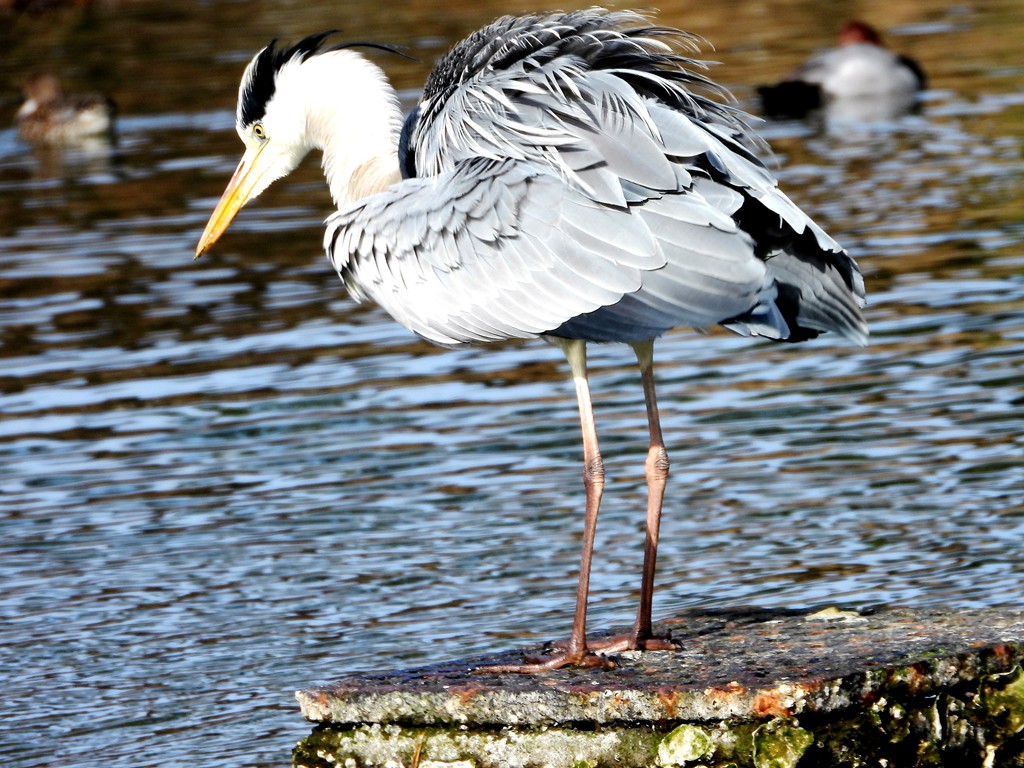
[292,607,1024,767]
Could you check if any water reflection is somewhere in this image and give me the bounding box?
[1,1,1023,767]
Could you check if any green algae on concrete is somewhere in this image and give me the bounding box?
[750,719,812,768]
[293,607,1024,768]
[657,724,714,766]
[980,665,1024,735]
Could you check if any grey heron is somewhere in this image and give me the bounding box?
[195,9,867,672]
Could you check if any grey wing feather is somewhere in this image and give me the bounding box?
[326,155,801,348]
[325,157,663,346]
[347,9,866,347]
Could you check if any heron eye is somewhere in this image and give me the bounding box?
[252,122,266,139]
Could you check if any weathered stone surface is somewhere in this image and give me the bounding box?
[293,607,1024,768]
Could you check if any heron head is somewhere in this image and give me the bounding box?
[195,33,405,258]
[195,34,335,258]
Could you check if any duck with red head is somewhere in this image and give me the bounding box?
[758,20,926,120]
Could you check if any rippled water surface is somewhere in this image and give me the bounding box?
[2,0,1023,766]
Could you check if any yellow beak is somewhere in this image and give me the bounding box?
[194,142,270,259]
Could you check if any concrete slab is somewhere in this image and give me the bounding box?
[294,607,1024,767]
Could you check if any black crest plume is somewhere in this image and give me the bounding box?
[239,32,336,127]
[239,32,414,128]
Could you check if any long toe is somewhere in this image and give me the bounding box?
[473,650,616,674]
[585,632,679,654]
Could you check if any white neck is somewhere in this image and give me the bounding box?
[274,50,405,207]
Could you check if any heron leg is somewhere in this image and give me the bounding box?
[629,340,674,648]
[563,338,607,660]
[583,341,675,654]
[476,338,613,673]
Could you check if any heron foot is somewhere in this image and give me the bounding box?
[547,632,678,654]
[587,633,678,653]
[473,648,616,674]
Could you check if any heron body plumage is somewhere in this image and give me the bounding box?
[322,10,865,347]
[196,8,868,671]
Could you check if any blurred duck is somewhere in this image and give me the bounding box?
[758,20,926,120]
[15,73,116,145]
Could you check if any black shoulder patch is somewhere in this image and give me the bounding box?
[398,107,419,179]
[239,31,338,127]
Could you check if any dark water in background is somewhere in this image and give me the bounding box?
[1,0,1022,765]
